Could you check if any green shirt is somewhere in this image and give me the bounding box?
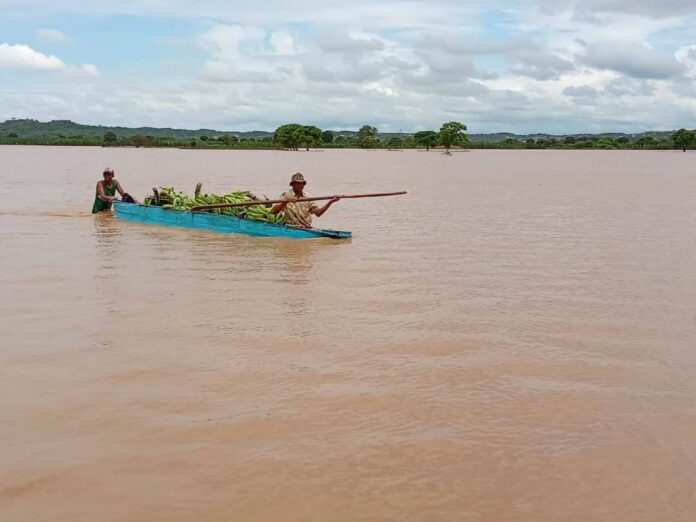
[92,180,117,213]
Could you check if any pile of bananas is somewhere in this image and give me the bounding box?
[143,183,286,225]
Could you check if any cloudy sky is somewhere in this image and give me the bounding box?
[1,0,696,133]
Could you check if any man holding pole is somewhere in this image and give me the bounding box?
[271,173,340,228]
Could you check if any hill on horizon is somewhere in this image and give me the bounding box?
[0,118,682,142]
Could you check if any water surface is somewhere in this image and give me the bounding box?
[1,146,696,521]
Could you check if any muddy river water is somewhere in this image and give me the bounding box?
[1,146,695,521]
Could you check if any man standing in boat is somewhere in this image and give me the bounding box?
[271,173,340,228]
[92,168,137,213]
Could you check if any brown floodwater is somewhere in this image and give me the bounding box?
[1,146,696,521]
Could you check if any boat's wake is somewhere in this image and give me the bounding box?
[0,210,95,218]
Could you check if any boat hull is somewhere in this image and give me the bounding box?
[112,202,351,239]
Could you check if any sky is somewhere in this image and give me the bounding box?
[1,0,696,133]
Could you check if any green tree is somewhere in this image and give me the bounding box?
[439,121,468,151]
[635,136,658,149]
[103,131,117,146]
[413,130,439,151]
[296,125,322,151]
[387,136,404,148]
[219,134,238,146]
[321,130,334,144]
[575,140,593,149]
[357,125,378,148]
[130,134,149,147]
[274,123,303,150]
[563,136,576,145]
[672,128,696,152]
[401,136,415,148]
[596,137,617,149]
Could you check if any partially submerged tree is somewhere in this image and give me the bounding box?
[387,136,404,148]
[321,130,334,144]
[672,128,696,152]
[357,125,378,148]
[635,136,659,149]
[219,134,238,146]
[130,134,150,147]
[296,125,322,151]
[103,131,117,145]
[439,121,468,151]
[274,123,303,150]
[274,124,322,150]
[596,137,617,149]
[413,130,439,151]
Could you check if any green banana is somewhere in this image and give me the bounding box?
[142,185,286,224]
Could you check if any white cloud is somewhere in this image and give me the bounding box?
[36,28,70,43]
[604,77,656,97]
[199,24,294,83]
[269,31,297,55]
[3,1,696,132]
[563,85,598,103]
[362,82,398,97]
[200,24,267,59]
[0,0,474,30]
[317,32,385,55]
[536,0,696,19]
[0,43,65,69]
[80,63,99,76]
[577,41,686,79]
[675,45,696,77]
[511,49,575,80]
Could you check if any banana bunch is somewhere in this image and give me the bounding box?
[157,187,197,210]
[242,201,286,224]
[143,183,286,225]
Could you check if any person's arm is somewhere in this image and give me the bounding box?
[115,180,125,197]
[312,196,340,217]
[96,181,113,201]
[271,193,293,215]
[271,200,289,215]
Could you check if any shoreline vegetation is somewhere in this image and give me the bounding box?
[1,118,695,151]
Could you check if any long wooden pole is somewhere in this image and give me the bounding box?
[191,191,407,211]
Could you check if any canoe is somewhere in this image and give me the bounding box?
[112,202,352,239]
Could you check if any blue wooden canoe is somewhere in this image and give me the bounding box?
[113,202,351,239]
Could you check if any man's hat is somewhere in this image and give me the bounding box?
[290,172,306,185]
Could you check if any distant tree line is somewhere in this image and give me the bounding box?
[1,118,694,151]
[0,132,279,149]
[272,121,468,151]
[488,129,695,151]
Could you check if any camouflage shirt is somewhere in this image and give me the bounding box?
[280,191,318,228]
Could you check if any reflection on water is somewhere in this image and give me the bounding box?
[2,147,696,522]
[92,211,122,258]
[0,210,94,217]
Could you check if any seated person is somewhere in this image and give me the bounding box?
[271,173,339,228]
